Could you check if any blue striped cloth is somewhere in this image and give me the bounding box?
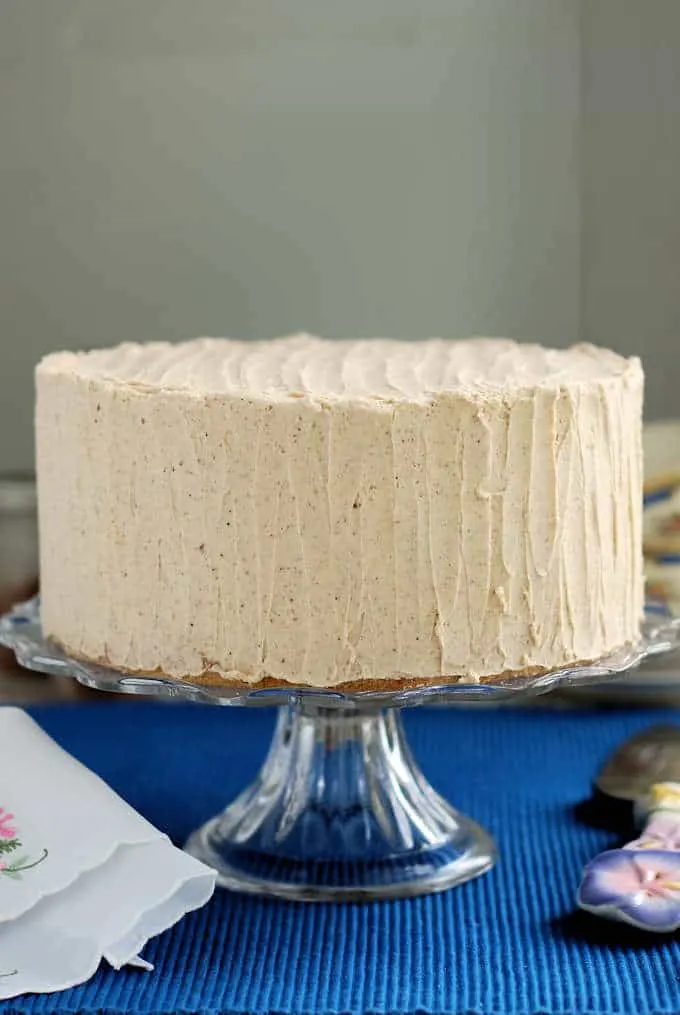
[3,701,680,1015]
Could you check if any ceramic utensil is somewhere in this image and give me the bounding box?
[579,724,680,931]
[594,724,680,801]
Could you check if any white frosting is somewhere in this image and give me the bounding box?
[41,335,636,400]
[36,335,644,687]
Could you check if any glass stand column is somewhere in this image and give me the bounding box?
[185,698,496,901]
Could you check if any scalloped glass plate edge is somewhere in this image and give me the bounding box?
[1,597,678,708]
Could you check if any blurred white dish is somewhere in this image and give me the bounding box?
[644,420,680,480]
[643,420,680,611]
[570,420,680,703]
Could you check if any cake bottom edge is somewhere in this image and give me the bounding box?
[46,634,631,692]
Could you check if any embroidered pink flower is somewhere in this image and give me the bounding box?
[0,809,17,839]
[0,806,48,879]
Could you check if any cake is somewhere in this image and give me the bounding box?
[35,335,644,689]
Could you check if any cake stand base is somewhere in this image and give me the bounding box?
[184,698,495,901]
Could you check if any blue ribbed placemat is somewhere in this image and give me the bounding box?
[3,701,680,1015]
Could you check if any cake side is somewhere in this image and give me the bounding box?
[36,337,644,688]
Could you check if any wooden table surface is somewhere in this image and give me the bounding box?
[0,580,97,703]
[0,648,101,704]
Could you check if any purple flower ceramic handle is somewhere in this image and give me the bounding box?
[578,782,680,931]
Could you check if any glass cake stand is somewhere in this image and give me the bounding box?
[2,597,679,902]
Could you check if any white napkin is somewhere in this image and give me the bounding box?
[0,707,217,998]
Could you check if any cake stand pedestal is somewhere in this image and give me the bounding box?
[185,698,494,900]
[2,598,678,902]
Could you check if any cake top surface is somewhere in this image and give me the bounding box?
[39,335,641,402]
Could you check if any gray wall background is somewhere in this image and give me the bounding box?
[0,1,677,472]
[581,0,680,420]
